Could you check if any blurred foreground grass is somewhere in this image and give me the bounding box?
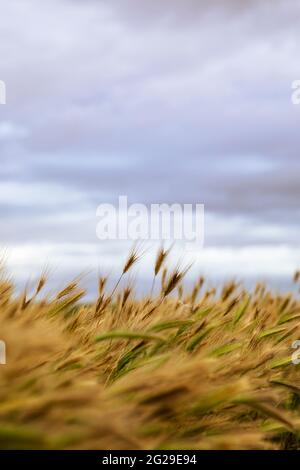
[1,250,300,450]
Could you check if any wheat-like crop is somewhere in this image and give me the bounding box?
[0,253,300,450]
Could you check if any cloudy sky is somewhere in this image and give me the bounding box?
[0,0,300,293]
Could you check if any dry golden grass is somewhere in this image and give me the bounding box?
[1,251,300,450]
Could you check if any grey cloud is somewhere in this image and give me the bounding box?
[0,0,299,286]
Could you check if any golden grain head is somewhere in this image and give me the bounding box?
[122,246,143,274]
[0,254,300,450]
[154,246,170,276]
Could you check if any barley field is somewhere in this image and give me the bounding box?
[1,248,300,450]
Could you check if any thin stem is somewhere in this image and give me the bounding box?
[150,275,156,297]
[110,273,123,298]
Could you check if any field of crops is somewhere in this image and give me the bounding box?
[1,248,300,450]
